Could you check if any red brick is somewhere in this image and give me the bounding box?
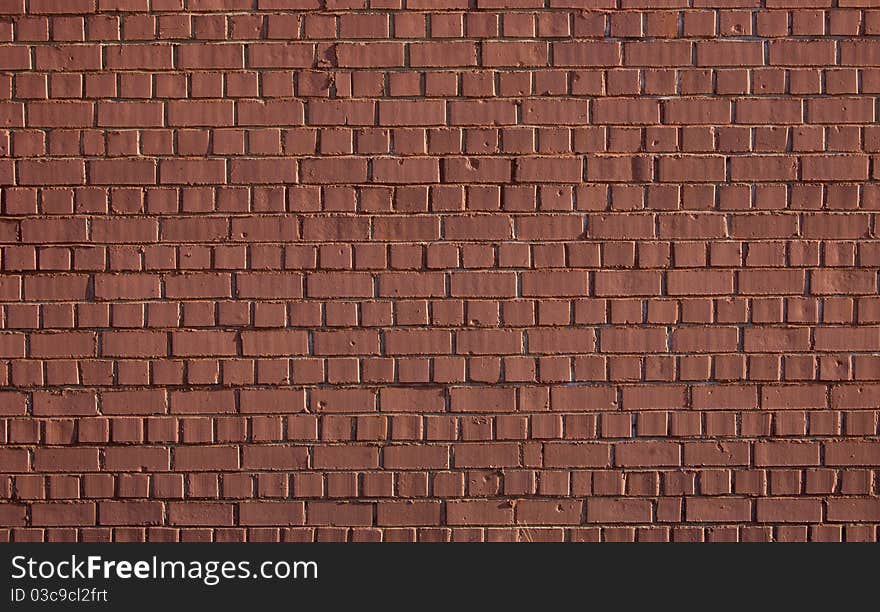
[587,498,651,523]
[99,501,164,526]
[178,43,244,69]
[336,42,404,67]
[553,42,621,67]
[686,498,751,522]
[377,501,442,526]
[447,500,514,525]
[411,42,478,67]
[239,502,305,526]
[754,442,821,466]
[32,503,96,526]
[483,41,548,67]
[824,442,880,467]
[380,388,445,413]
[696,41,764,66]
[756,499,822,523]
[307,502,373,526]
[168,503,234,526]
[106,44,174,70]
[544,443,610,468]
[248,43,314,68]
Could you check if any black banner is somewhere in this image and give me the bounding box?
[0,543,869,608]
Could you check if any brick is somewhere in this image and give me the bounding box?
[377,501,442,526]
[242,446,309,470]
[32,503,96,527]
[178,43,244,69]
[237,100,304,127]
[385,329,451,355]
[544,443,610,468]
[248,43,314,68]
[528,329,596,354]
[769,40,836,66]
[300,158,368,183]
[373,158,440,183]
[168,503,234,526]
[841,40,880,66]
[664,99,730,124]
[667,270,734,296]
[756,499,822,523]
[230,158,297,184]
[522,99,588,125]
[615,441,681,467]
[516,500,582,525]
[483,41,548,67]
[827,499,880,523]
[308,100,375,126]
[450,387,516,412]
[696,41,764,67]
[448,100,517,125]
[587,498,651,523]
[307,502,373,526]
[411,42,478,67]
[167,101,234,127]
[625,41,692,67]
[94,274,160,300]
[521,271,589,297]
[659,156,726,182]
[454,442,520,468]
[18,160,85,185]
[336,43,404,68]
[28,102,93,128]
[170,391,236,415]
[832,385,880,409]
[686,498,751,522]
[160,159,226,184]
[35,45,101,70]
[236,273,303,298]
[99,501,163,526]
[380,388,445,413]
[801,155,869,181]
[587,213,655,239]
[754,442,821,466]
[33,390,97,416]
[601,328,668,353]
[808,98,874,124]
[447,500,514,526]
[761,385,828,410]
[811,270,876,295]
[106,44,174,70]
[35,448,100,472]
[516,157,582,183]
[824,442,880,467]
[693,385,759,410]
[592,99,660,125]
[551,387,617,411]
[553,42,621,67]
[89,160,157,185]
[730,156,797,181]
[239,502,305,526]
[738,269,804,294]
[314,446,378,469]
[736,98,803,125]
[684,442,750,467]
[744,328,810,353]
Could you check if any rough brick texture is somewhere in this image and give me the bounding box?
[1,0,880,543]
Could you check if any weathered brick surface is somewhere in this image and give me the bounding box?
[0,1,879,543]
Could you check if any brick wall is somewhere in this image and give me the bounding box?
[1,0,879,543]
